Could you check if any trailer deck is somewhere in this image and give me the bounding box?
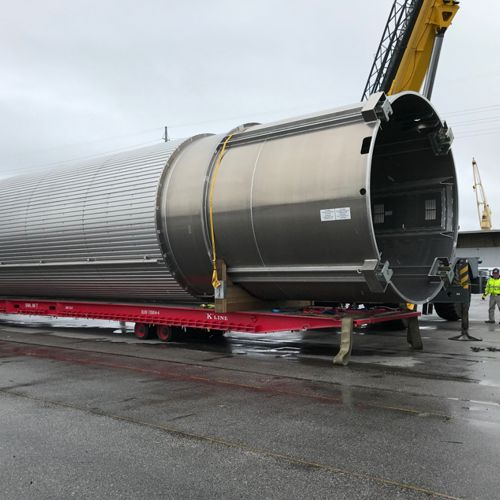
[0,298,421,365]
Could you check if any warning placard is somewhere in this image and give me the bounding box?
[320,207,351,222]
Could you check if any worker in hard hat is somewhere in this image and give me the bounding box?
[482,268,500,323]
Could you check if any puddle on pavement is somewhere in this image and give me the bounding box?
[2,313,500,389]
[479,379,500,388]
[352,356,423,368]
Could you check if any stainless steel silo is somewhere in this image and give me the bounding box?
[0,92,458,304]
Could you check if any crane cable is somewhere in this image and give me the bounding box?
[208,133,235,290]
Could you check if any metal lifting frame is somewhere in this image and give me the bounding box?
[362,0,459,100]
[361,0,423,101]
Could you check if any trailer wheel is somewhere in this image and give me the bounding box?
[134,323,152,340]
[207,329,226,342]
[434,287,471,322]
[368,305,408,331]
[434,303,462,321]
[156,325,174,342]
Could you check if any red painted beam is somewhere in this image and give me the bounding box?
[0,299,419,334]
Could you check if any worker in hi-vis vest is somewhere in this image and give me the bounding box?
[482,268,500,323]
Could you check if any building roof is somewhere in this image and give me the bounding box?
[458,230,500,248]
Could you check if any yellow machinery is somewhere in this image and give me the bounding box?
[472,158,493,230]
[362,0,459,100]
[363,0,481,332]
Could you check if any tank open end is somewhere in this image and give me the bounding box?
[370,93,458,303]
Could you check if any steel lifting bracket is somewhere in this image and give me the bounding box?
[361,92,393,123]
[428,257,454,284]
[361,259,393,293]
[429,122,454,156]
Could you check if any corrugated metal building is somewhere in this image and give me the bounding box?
[457,230,500,269]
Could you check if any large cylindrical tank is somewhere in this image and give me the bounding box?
[0,92,458,304]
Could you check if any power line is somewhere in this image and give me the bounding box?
[12,139,163,175]
[442,104,500,117]
[9,101,500,174]
[449,115,500,127]
[455,128,500,140]
[15,127,162,156]
[10,102,326,162]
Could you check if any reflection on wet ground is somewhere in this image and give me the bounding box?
[0,316,403,362]
[1,295,500,382]
[1,295,500,498]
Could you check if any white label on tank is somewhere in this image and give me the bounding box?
[320,207,351,222]
[320,209,336,221]
[334,207,351,220]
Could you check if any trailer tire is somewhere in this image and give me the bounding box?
[156,325,174,342]
[367,305,408,331]
[434,287,471,321]
[433,302,461,321]
[134,323,152,340]
[207,330,226,342]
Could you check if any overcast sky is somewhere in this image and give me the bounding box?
[1,0,499,230]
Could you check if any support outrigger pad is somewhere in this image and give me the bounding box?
[333,316,354,366]
[449,303,481,341]
[449,333,482,342]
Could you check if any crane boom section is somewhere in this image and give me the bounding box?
[388,0,459,95]
[472,158,493,231]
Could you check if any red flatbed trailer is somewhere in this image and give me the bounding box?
[0,298,422,365]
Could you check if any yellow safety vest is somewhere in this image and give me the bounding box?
[484,277,500,297]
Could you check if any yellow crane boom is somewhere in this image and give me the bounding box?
[362,0,459,101]
[389,0,459,95]
[472,158,493,231]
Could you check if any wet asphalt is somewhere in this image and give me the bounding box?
[0,295,499,499]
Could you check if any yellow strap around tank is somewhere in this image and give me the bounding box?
[208,133,235,289]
